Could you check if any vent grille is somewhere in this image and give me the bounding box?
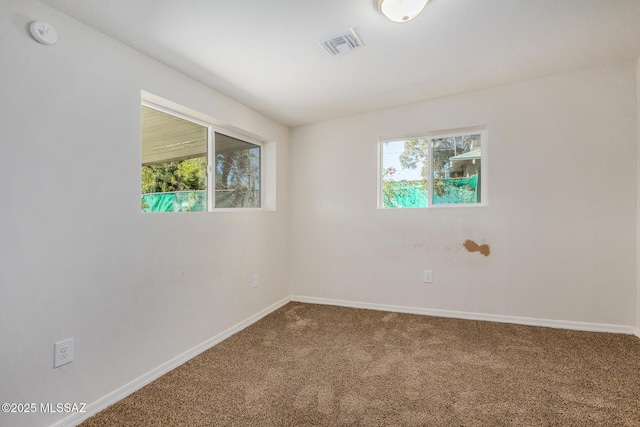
[323,29,363,56]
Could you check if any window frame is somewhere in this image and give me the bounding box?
[378,126,488,209]
[141,99,264,213]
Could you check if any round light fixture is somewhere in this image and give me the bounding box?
[29,21,58,45]
[376,0,430,23]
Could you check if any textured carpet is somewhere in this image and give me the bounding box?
[80,302,640,426]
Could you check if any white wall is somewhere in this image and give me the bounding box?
[290,61,637,328]
[0,1,290,426]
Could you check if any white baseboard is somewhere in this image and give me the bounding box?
[290,295,636,335]
[634,328,640,339]
[51,296,291,427]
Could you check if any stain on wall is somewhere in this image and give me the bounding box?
[463,239,490,256]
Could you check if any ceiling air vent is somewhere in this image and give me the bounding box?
[322,28,363,56]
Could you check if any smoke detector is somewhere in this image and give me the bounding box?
[322,28,363,56]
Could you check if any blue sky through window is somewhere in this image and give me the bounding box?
[382,140,424,181]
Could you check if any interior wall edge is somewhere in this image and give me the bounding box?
[48,297,291,427]
[636,56,640,333]
[290,296,637,336]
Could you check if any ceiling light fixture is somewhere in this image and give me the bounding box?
[376,0,430,23]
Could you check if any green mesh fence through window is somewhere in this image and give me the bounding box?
[141,191,207,212]
[383,181,428,208]
[383,175,478,208]
[434,175,478,204]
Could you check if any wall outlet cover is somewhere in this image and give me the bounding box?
[423,270,433,283]
[54,338,74,368]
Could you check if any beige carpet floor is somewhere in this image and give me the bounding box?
[80,302,640,426]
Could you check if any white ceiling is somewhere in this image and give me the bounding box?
[39,0,640,127]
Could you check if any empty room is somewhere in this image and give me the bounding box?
[1,0,640,426]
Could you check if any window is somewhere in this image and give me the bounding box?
[214,132,261,209]
[141,103,262,212]
[380,127,487,208]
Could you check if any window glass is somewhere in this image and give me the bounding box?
[215,133,261,208]
[431,134,482,205]
[141,106,208,212]
[380,130,485,208]
[381,138,429,208]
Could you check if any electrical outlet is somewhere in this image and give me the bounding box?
[423,270,433,283]
[252,273,259,288]
[54,338,74,368]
